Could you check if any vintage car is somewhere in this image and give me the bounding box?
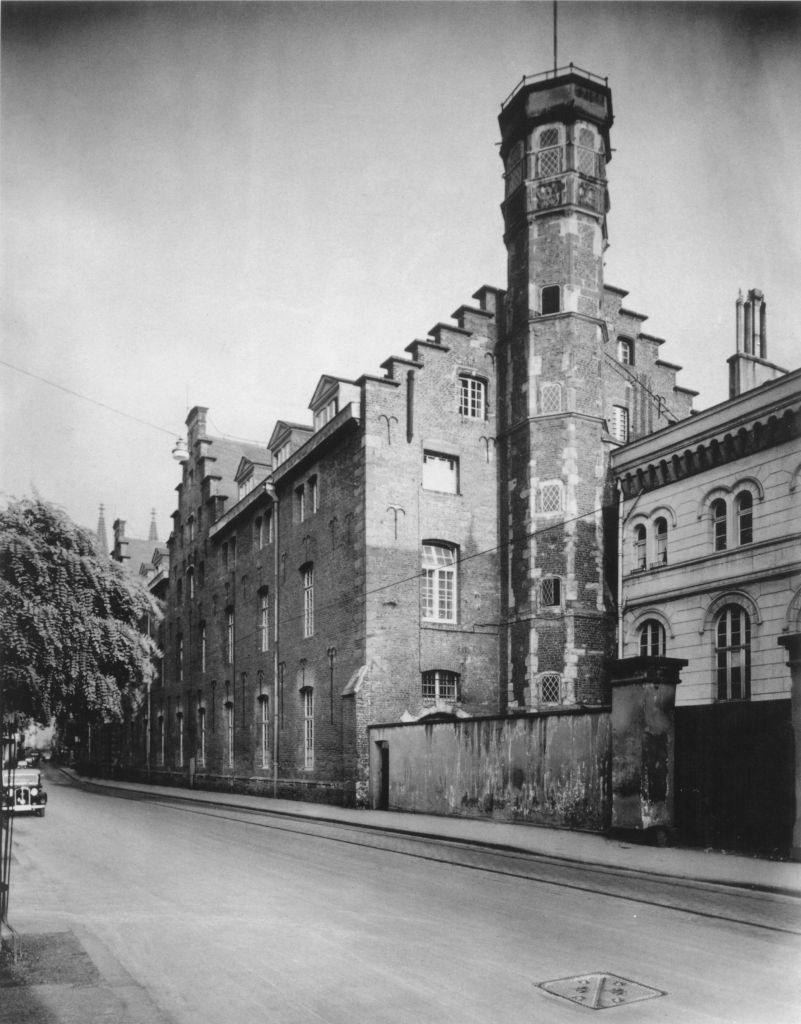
[2,767,47,816]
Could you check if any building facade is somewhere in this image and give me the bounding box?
[115,67,799,852]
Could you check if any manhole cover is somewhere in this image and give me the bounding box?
[537,972,665,1010]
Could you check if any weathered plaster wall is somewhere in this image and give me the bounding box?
[369,708,611,830]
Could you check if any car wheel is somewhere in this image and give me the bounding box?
[37,807,46,818]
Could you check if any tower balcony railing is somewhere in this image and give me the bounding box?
[501,63,609,110]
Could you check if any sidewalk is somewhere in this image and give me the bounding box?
[57,767,801,897]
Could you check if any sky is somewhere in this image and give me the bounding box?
[2,1,800,541]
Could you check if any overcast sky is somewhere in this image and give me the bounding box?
[3,1,800,541]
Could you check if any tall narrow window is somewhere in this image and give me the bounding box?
[200,623,206,673]
[459,376,486,419]
[266,508,273,543]
[225,701,234,767]
[536,127,562,177]
[226,609,234,664]
[297,485,305,522]
[421,670,459,704]
[303,689,314,769]
[716,606,751,701]
[541,285,561,315]
[177,634,183,682]
[157,715,165,766]
[611,405,629,443]
[197,707,206,767]
[422,452,459,493]
[309,476,319,514]
[255,517,264,550]
[639,620,666,657]
[712,498,727,551]
[736,491,753,546]
[654,517,668,566]
[421,543,457,623]
[176,712,184,768]
[302,564,314,637]
[187,567,194,599]
[259,590,269,652]
[634,525,647,570]
[259,696,270,768]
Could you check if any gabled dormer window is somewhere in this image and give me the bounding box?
[273,444,289,467]
[313,398,338,431]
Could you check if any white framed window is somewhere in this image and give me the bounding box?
[314,398,338,431]
[421,543,457,623]
[712,498,727,552]
[459,375,487,419]
[540,382,562,415]
[303,688,314,769]
[421,670,459,704]
[259,590,269,652]
[654,517,668,566]
[226,609,234,664]
[302,564,314,637]
[309,475,319,514]
[536,481,563,514]
[736,491,753,546]
[187,568,194,600]
[266,508,274,543]
[537,672,562,705]
[634,524,647,570]
[716,606,751,701]
[297,485,305,522]
[617,338,634,365]
[536,127,562,178]
[539,576,562,609]
[611,405,629,443]
[639,620,666,657]
[259,696,270,768]
[423,452,459,494]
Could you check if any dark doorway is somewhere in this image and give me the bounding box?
[376,741,389,810]
[674,700,794,857]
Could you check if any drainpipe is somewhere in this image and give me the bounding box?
[265,479,280,798]
[617,480,646,658]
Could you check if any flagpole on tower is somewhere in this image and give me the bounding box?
[553,1,558,73]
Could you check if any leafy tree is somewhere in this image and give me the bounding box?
[0,498,161,728]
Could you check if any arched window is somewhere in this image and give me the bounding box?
[639,620,666,657]
[616,338,634,365]
[634,524,647,570]
[421,670,459,704]
[541,285,561,315]
[421,543,457,623]
[711,498,727,551]
[716,605,751,700]
[736,491,753,546]
[197,706,206,768]
[654,517,668,566]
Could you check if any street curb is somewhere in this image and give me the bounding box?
[54,766,801,899]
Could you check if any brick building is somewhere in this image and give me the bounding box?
[123,66,799,850]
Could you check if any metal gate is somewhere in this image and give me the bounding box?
[674,699,794,857]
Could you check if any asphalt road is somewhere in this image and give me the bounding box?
[3,769,801,1023]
